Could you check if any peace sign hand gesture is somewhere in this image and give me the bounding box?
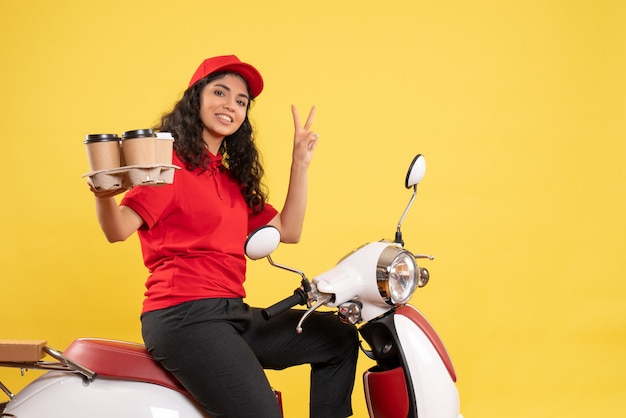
[291,105,318,167]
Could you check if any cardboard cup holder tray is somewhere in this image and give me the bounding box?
[82,164,180,191]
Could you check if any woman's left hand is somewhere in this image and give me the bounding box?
[291,105,318,167]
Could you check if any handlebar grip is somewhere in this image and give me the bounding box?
[262,289,307,320]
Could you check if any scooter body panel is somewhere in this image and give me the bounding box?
[363,365,410,418]
[360,305,460,418]
[394,311,460,418]
[3,371,207,417]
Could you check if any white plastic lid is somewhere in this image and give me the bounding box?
[156,132,174,140]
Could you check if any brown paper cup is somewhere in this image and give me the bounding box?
[84,134,121,172]
[121,129,156,166]
[156,132,174,165]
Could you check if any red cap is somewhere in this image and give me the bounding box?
[188,55,264,98]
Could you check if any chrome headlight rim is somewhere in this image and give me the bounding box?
[376,246,418,306]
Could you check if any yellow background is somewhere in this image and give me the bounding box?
[1,0,625,416]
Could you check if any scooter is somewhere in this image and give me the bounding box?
[0,338,210,417]
[243,153,462,418]
[0,153,461,417]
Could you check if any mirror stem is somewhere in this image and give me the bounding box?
[395,184,417,244]
[394,229,404,246]
[267,255,307,281]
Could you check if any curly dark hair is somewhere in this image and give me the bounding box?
[154,72,267,213]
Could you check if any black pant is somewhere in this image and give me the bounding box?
[141,298,359,418]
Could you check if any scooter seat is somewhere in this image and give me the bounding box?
[63,338,188,394]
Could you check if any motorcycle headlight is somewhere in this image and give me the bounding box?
[376,247,418,306]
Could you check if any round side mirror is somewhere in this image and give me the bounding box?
[405,154,426,189]
[244,225,281,260]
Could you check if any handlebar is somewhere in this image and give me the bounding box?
[262,288,308,320]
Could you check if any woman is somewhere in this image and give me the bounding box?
[90,55,358,418]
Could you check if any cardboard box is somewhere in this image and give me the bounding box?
[0,339,47,362]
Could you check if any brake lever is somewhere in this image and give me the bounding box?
[295,294,333,334]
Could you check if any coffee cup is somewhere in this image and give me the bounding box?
[84,134,121,172]
[155,132,175,165]
[121,129,156,166]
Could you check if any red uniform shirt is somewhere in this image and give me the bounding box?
[121,152,278,313]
